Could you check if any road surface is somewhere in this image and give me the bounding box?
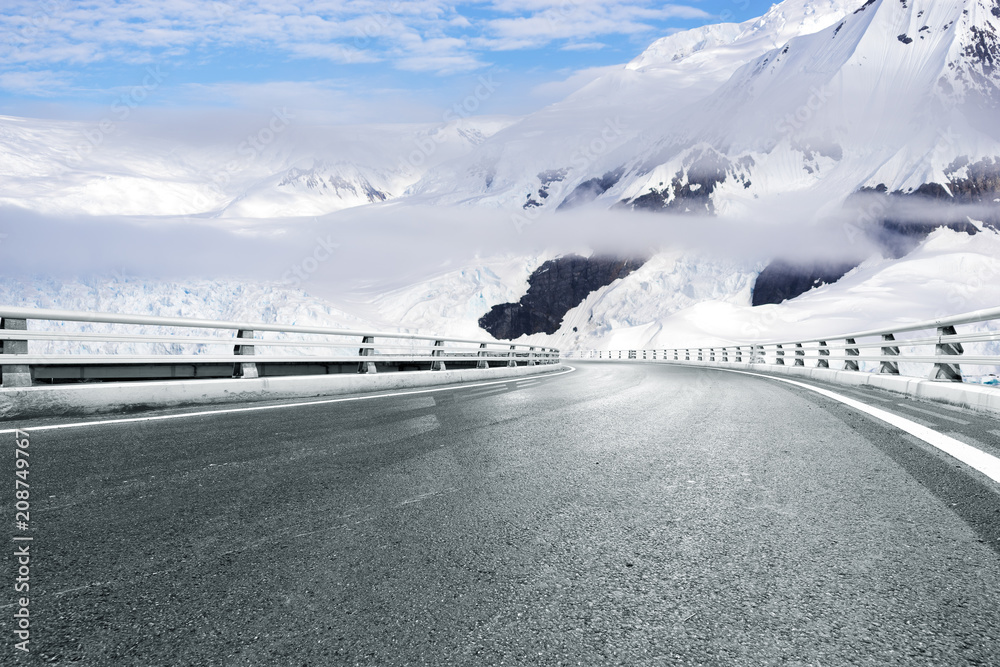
[4,362,1000,665]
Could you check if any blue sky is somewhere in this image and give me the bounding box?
[0,0,782,124]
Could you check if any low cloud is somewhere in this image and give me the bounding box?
[6,192,991,303]
[530,65,621,100]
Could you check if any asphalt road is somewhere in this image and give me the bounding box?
[4,362,1000,666]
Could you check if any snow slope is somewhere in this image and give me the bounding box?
[2,0,999,357]
[0,115,515,218]
[536,227,1000,363]
[610,0,1000,213]
[410,0,1000,221]
[409,0,863,210]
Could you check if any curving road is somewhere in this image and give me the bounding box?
[5,362,1000,665]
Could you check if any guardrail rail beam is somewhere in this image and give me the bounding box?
[583,306,1000,390]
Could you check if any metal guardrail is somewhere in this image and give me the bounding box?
[0,307,560,387]
[570,306,1000,384]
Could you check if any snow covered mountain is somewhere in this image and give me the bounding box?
[2,0,999,354]
[609,0,1000,215]
[0,115,514,217]
[4,0,994,221]
[413,0,1000,219]
[410,0,867,210]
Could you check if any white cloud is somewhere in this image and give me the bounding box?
[561,42,607,51]
[0,0,710,77]
[0,70,71,96]
[480,1,710,49]
[176,79,444,124]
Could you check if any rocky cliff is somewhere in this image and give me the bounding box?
[480,256,645,338]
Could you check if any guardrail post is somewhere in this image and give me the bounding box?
[879,334,900,375]
[233,329,259,379]
[734,346,742,363]
[0,318,31,387]
[697,349,703,361]
[508,345,517,367]
[931,325,963,382]
[755,345,765,364]
[528,346,537,366]
[674,350,679,361]
[794,343,805,367]
[709,348,715,362]
[685,349,690,361]
[430,340,446,371]
[642,350,647,360]
[358,335,378,373]
[477,343,489,369]
[775,344,785,365]
[818,341,830,368]
[844,338,859,371]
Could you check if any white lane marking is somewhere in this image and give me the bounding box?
[463,386,512,396]
[945,432,1000,457]
[714,368,1000,486]
[0,366,577,434]
[895,403,971,425]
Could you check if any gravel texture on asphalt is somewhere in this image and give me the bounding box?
[5,362,1000,666]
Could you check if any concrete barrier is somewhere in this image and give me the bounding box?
[640,359,1000,417]
[0,364,569,421]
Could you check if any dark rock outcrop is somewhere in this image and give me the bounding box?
[622,149,753,214]
[479,255,644,339]
[753,157,1000,305]
[557,168,624,210]
[752,216,983,306]
[523,169,568,209]
[870,218,980,259]
[752,260,860,307]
